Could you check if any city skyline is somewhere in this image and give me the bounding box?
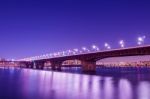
[0,0,150,59]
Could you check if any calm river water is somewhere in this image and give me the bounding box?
[0,67,150,99]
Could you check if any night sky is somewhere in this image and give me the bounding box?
[0,0,150,59]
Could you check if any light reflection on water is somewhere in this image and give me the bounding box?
[0,68,150,99]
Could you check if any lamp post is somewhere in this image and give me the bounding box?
[137,36,146,45]
[119,40,125,48]
[92,45,99,51]
[104,43,111,50]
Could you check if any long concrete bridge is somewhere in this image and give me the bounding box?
[19,45,150,72]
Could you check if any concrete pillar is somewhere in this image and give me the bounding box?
[51,61,62,71]
[29,62,34,68]
[25,62,30,68]
[81,60,96,72]
[19,62,25,68]
[19,61,34,68]
[35,61,45,70]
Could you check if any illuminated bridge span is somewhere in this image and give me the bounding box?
[20,46,150,72]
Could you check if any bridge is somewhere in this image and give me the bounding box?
[19,45,150,72]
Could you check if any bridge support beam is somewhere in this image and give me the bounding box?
[24,62,29,68]
[29,62,34,68]
[34,61,45,69]
[81,60,96,72]
[19,62,27,68]
[21,62,34,68]
[51,61,62,71]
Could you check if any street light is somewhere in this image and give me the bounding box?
[92,45,96,49]
[62,51,66,56]
[92,45,99,51]
[73,48,79,54]
[119,40,125,48]
[74,48,78,52]
[82,47,90,53]
[104,43,108,47]
[82,47,86,51]
[53,53,57,57]
[107,46,111,49]
[137,36,146,45]
[104,43,111,50]
[67,50,72,55]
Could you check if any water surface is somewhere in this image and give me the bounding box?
[0,67,150,99]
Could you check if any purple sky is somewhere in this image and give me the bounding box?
[0,0,150,59]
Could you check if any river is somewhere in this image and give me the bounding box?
[0,67,150,99]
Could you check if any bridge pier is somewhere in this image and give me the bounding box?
[34,61,45,69]
[19,62,27,68]
[29,62,34,68]
[81,60,96,72]
[21,62,34,68]
[51,61,62,71]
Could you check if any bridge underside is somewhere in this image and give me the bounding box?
[22,60,97,72]
[81,60,96,72]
